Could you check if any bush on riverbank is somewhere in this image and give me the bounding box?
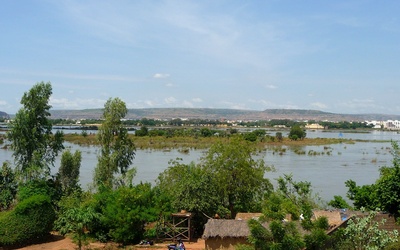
[0,194,55,247]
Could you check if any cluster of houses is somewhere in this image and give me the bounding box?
[306,120,400,130]
[366,120,400,130]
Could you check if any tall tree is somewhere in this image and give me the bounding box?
[94,97,135,189]
[7,82,64,181]
[201,137,272,218]
[156,159,221,217]
[58,150,82,194]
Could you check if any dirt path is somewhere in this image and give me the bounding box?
[13,233,205,250]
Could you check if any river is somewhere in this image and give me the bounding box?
[1,129,399,203]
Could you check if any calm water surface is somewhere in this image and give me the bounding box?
[1,130,399,202]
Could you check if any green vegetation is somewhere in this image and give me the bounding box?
[7,82,64,181]
[0,194,55,246]
[345,141,400,215]
[58,150,82,195]
[341,209,398,249]
[0,162,17,211]
[288,125,307,141]
[1,83,399,249]
[94,97,136,189]
[55,199,99,250]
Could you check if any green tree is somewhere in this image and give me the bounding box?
[375,141,400,214]
[0,161,17,211]
[135,126,149,136]
[92,183,158,245]
[345,180,378,210]
[303,217,330,250]
[340,209,398,250]
[276,174,314,222]
[248,218,305,250]
[0,194,56,246]
[288,125,306,141]
[328,195,351,209]
[55,205,99,250]
[94,98,136,189]
[7,82,64,181]
[156,159,222,218]
[345,142,400,214]
[58,150,82,194]
[200,128,213,137]
[201,137,272,218]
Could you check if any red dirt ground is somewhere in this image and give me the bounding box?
[12,233,205,250]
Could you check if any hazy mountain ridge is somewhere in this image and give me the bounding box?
[0,111,9,119]
[46,108,400,122]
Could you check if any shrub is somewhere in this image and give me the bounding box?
[92,184,158,245]
[0,194,56,246]
[17,179,62,203]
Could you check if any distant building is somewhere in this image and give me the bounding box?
[305,123,325,129]
[366,120,400,130]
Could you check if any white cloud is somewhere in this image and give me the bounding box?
[50,97,106,110]
[153,73,170,79]
[164,97,177,104]
[0,100,7,106]
[265,84,277,89]
[192,98,203,103]
[182,100,194,107]
[310,102,327,109]
[165,83,175,87]
[144,100,156,107]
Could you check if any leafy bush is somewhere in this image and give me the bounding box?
[17,179,62,203]
[288,125,306,140]
[304,228,329,250]
[0,162,17,211]
[92,184,159,245]
[0,194,56,246]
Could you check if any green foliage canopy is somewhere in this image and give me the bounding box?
[288,125,306,141]
[346,141,400,214]
[201,137,273,218]
[0,162,17,211]
[7,82,64,181]
[58,150,82,194]
[94,98,136,189]
[92,183,158,245]
[0,194,55,246]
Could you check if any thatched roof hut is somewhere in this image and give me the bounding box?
[202,219,252,250]
[312,210,343,229]
[235,212,263,221]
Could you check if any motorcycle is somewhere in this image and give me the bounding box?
[167,238,185,250]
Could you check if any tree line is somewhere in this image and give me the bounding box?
[49,117,373,130]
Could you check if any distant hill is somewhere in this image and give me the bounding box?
[49,108,400,122]
[0,111,9,119]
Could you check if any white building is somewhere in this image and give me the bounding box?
[365,120,400,130]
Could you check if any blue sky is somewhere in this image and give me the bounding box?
[1,1,399,115]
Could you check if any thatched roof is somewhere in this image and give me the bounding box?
[313,210,343,228]
[235,213,263,221]
[203,219,251,239]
